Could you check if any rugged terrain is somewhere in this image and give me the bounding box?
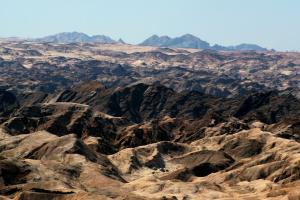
[0,40,299,97]
[0,40,300,199]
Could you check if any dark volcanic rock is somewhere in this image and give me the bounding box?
[0,159,32,185]
[234,91,300,124]
[0,90,19,120]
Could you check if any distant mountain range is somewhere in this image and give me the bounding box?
[37,32,120,44]
[36,32,268,51]
[140,34,268,51]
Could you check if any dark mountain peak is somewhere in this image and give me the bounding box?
[148,34,159,39]
[148,34,171,40]
[68,31,86,36]
[117,38,126,44]
[231,43,268,51]
[90,35,116,43]
[160,35,172,39]
[59,31,88,37]
[140,35,172,47]
[180,33,198,39]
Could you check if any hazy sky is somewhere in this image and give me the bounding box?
[1,0,300,51]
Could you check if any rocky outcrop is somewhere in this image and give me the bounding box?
[0,90,18,121]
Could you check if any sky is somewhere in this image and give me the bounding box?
[1,0,300,51]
